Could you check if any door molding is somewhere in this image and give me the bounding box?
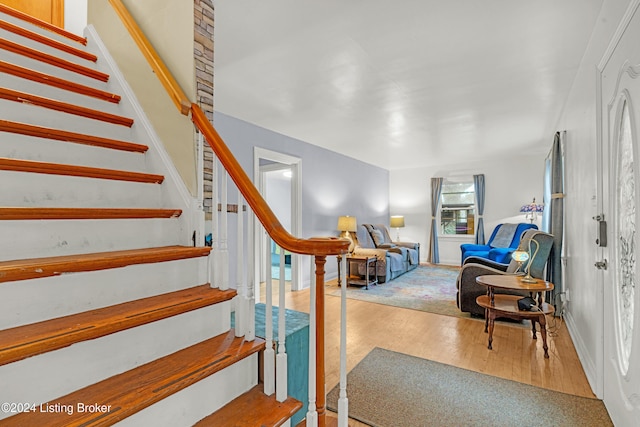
[253,147,303,291]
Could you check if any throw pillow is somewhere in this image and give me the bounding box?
[371,229,385,247]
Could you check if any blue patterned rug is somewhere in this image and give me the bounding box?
[327,264,465,318]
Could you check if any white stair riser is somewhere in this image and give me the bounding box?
[0,303,232,420]
[0,218,184,261]
[0,10,86,48]
[1,49,109,91]
[0,257,209,329]
[0,26,98,68]
[0,171,162,208]
[121,355,258,427]
[2,73,124,117]
[0,133,147,172]
[2,100,134,142]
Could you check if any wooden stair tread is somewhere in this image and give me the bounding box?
[0,4,87,45]
[0,120,147,152]
[0,207,182,220]
[0,157,162,183]
[0,87,133,126]
[0,61,121,103]
[0,38,109,82]
[195,384,303,427]
[0,284,236,366]
[0,19,97,62]
[0,245,211,283]
[1,331,266,427]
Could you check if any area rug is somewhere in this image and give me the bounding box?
[326,347,613,427]
[327,264,462,317]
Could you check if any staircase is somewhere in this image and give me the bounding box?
[0,4,301,426]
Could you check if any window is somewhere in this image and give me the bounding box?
[440,180,475,235]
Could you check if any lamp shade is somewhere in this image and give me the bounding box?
[519,198,544,213]
[390,215,405,228]
[337,215,357,232]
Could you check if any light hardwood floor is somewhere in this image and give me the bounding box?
[262,273,595,426]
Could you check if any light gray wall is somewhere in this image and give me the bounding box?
[213,111,389,284]
[389,153,546,265]
[554,0,631,398]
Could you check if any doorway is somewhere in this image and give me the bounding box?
[597,2,640,425]
[254,148,302,299]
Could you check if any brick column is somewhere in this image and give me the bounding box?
[194,0,214,220]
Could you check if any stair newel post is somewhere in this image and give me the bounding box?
[235,192,245,337]
[264,235,276,395]
[337,255,349,427]
[306,255,318,426]
[246,212,256,342]
[218,171,229,290]
[276,249,288,402]
[314,255,327,427]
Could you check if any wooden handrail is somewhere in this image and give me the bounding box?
[108,0,191,115]
[192,104,348,256]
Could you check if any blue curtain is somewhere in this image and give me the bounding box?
[428,177,443,263]
[542,157,552,233]
[473,174,485,244]
[546,132,565,309]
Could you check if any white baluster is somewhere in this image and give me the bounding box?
[276,249,288,402]
[338,255,349,426]
[194,132,205,247]
[235,193,245,337]
[306,256,318,426]
[218,171,229,290]
[246,213,255,342]
[264,235,275,396]
[210,157,218,289]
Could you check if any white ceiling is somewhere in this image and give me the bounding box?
[213,0,603,171]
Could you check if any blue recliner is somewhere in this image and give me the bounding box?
[460,223,538,264]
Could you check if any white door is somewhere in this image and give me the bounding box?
[599,3,640,425]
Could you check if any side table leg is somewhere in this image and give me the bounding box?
[539,314,549,358]
[531,319,537,340]
[487,310,495,350]
[484,308,489,333]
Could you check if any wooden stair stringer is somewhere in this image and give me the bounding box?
[0,246,210,283]
[1,331,266,427]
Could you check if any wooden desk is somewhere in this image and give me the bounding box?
[475,275,555,358]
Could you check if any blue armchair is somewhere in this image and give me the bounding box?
[460,223,538,265]
[456,229,554,316]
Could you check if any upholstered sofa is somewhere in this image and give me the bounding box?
[460,223,538,264]
[456,229,554,316]
[351,224,420,283]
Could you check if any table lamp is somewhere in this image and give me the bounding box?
[390,215,405,241]
[511,249,529,274]
[337,215,357,253]
[521,238,540,283]
[519,198,544,223]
